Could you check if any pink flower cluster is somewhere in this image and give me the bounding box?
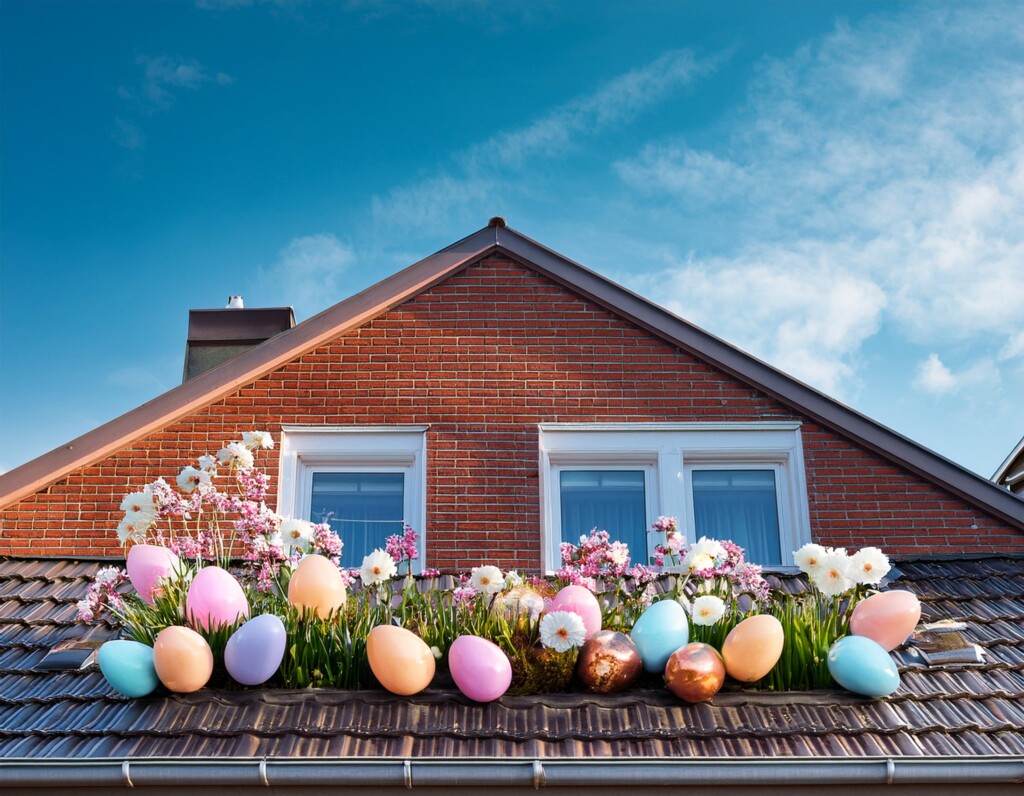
[652,515,684,566]
[385,524,419,570]
[76,567,128,622]
[557,529,633,592]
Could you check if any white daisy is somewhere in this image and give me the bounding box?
[197,454,218,472]
[849,547,891,585]
[793,543,828,575]
[176,466,211,494]
[691,595,726,626]
[504,570,524,589]
[119,491,158,521]
[217,442,254,470]
[279,518,313,552]
[683,537,725,572]
[812,551,854,597]
[470,565,506,594]
[242,431,274,450]
[116,516,148,546]
[360,549,397,586]
[539,611,587,652]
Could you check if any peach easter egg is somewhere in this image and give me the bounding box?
[366,625,436,695]
[152,625,214,693]
[721,614,784,683]
[850,590,921,652]
[288,554,347,620]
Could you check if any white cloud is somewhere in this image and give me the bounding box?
[128,55,234,112]
[111,117,145,150]
[256,234,355,317]
[372,49,720,232]
[913,353,1001,396]
[614,3,1024,398]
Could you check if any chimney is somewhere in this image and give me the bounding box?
[183,296,295,382]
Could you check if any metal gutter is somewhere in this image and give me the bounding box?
[1,757,1023,789]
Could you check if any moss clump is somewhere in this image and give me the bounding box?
[508,645,578,695]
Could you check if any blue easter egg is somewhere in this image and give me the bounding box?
[630,599,689,673]
[224,614,287,686]
[827,635,900,697]
[98,640,159,698]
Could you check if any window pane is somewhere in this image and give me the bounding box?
[310,472,405,566]
[692,469,781,565]
[560,470,647,563]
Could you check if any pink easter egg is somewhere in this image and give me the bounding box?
[186,566,250,631]
[850,589,922,652]
[127,544,180,605]
[448,635,512,702]
[550,585,602,639]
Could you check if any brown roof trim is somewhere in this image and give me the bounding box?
[0,226,499,509]
[491,225,1024,530]
[2,221,1022,530]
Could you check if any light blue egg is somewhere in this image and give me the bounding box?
[827,635,900,697]
[98,640,159,698]
[224,614,287,686]
[630,599,689,673]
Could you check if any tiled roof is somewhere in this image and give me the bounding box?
[1,556,1023,760]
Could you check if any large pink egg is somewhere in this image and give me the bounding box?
[850,590,921,651]
[153,625,214,693]
[127,544,180,605]
[186,566,249,631]
[448,635,512,702]
[550,585,602,639]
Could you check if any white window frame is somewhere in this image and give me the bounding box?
[277,426,428,570]
[538,422,811,572]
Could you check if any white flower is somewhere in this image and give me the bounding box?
[242,431,274,450]
[812,551,854,597]
[217,442,254,470]
[267,531,284,549]
[197,454,218,472]
[849,547,891,585]
[504,570,524,589]
[683,537,725,572]
[470,565,506,594]
[691,595,726,626]
[176,466,211,494]
[539,610,587,652]
[793,543,828,575]
[279,518,313,552]
[116,516,148,546]
[360,549,397,586]
[607,542,630,568]
[119,491,158,521]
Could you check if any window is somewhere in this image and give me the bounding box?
[277,426,427,570]
[539,423,810,571]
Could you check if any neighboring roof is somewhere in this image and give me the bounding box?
[2,556,1024,766]
[2,221,1023,531]
[993,434,1024,489]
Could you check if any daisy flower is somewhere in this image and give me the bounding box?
[176,466,211,494]
[470,565,505,594]
[849,547,891,585]
[242,431,274,450]
[691,595,726,626]
[813,551,853,597]
[360,549,397,586]
[279,518,313,553]
[793,543,828,575]
[217,442,255,470]
[539,611,587,653]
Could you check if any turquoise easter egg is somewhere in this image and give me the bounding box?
[98,640,159,698]
[630,599,689,673]
[827,635,900,697]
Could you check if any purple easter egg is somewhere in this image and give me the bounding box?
[224,614,287,686]
[448,635,512,702]
[127,544,180,605]
[186,566,249,631]
[550,585,602,639]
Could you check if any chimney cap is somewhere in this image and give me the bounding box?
[226,296,244,309]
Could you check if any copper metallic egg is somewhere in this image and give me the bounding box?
[576,630,643,694]
[664,642,726,703]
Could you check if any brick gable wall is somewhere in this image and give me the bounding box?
[2,258,1019,566]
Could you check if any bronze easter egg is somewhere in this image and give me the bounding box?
[664,642,726,703]
[576,630,643,693]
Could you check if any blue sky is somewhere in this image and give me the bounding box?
[2,0,1023,479]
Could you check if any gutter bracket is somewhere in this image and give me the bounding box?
[259,757,269,787]
[122,760,133,789]
[886,758,895,785]
[404,759,413,790]
[533,759,545,790]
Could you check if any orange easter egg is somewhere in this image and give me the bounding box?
[849,590,921,651]
[366,625,436,695]
[288,554,347,620]
[721,614,784,683]
[152,625,214,693]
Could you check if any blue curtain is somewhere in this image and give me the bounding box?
[560,470,647,564]
[691,470,781,565]
[309,472,405,567]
